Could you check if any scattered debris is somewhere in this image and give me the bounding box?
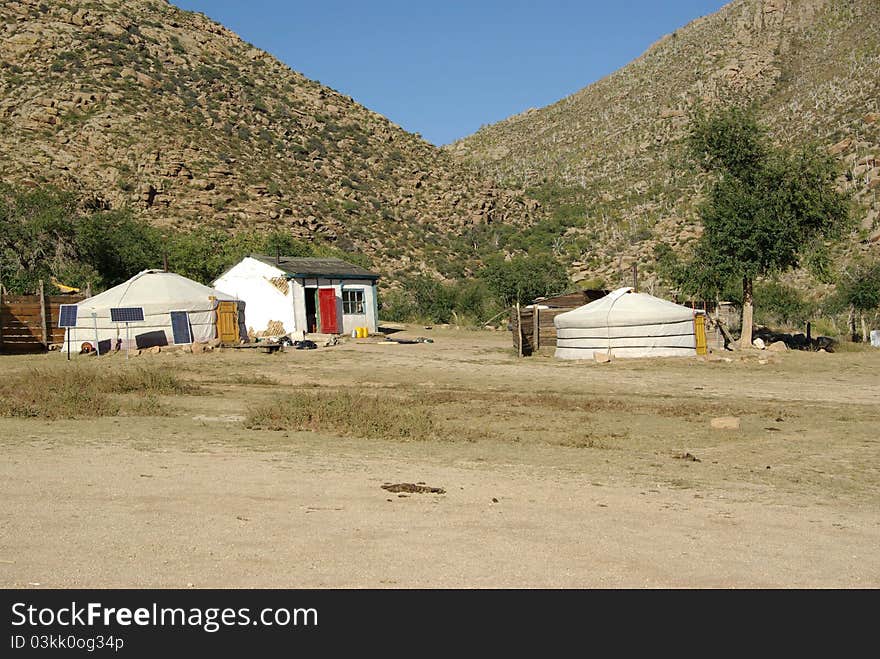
[752,337,766,350]
[492,497,499,503]
[673,452,701,462]
[752,326,837,352]
[293,340,318,350]
[384,336,433,345]
[593,351,612,363]
[381,483,445,494]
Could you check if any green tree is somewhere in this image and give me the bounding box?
[74,210,163,288]
[480,253,569,307]
[683,106,851,348]
[0,184,78,292]
[835,261,880,341]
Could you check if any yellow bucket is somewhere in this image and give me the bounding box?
[357,327,368,338]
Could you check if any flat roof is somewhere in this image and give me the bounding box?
[251,255,379,280]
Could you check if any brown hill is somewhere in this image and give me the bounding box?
[0,0,539,280]
[449,0,880,288]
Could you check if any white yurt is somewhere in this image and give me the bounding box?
[61,270,245,355]
[554,287,707,359]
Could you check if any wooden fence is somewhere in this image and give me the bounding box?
[511,307,570,356]
[0,284,86,353]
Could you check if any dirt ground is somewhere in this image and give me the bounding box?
[1,328,879,588]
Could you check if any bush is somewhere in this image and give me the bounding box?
[245,390,436,440]
[480,254,569,306]
[0,364,195,419]
[753,281,816,327]
[378,277,497,325]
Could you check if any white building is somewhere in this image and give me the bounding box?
[213,255,379,338]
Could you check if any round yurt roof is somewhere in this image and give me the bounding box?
[78,269,235,314]
[554,287,700,329]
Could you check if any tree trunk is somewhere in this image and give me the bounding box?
[860,312,868,344]
[848,305,857,342]
[739,276,754,350]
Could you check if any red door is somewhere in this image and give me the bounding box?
[318,288,338,334]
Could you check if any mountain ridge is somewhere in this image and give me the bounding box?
[0,0,540,281]
[449,0,880,289]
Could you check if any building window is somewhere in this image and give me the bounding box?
[343,289,365,315]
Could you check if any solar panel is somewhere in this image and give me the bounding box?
[110,307,145,323]
[170,311,192,345]
[58,304,78,328]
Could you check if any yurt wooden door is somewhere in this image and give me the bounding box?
[216,301,240,343]
[318,288,338,334]
[694,314,708,356]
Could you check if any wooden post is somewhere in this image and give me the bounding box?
[39,280,49,349]
[533,306,540,351]
[516,302,523,358]
[632,263,638,292]
[85,282,92,298]
[0,280,4,353]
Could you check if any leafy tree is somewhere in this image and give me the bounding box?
[682,106,851,347]
[480,253,569,307]
[834,261,880,341]
[74,210,163,288]
[0,184,79,292]
[753,281,815,327]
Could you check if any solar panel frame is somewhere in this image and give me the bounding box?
[57,304,79,328]
[110,307,145,323]
[170,311,193,345]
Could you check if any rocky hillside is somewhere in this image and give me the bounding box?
[0,0,540,280]
[450,0,880,288]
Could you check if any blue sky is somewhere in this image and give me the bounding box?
[172,1,729,146]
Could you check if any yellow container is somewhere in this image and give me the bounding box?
[356,326,368,338]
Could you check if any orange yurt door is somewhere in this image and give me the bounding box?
[694,313,707,356]
[216,300,240,343]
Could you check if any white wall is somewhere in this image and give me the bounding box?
[291,277,377,335]
[213,257,296,336]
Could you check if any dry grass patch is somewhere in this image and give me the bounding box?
[245,389,437,440]
[0,364,197,419]
[226,373,279,386]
